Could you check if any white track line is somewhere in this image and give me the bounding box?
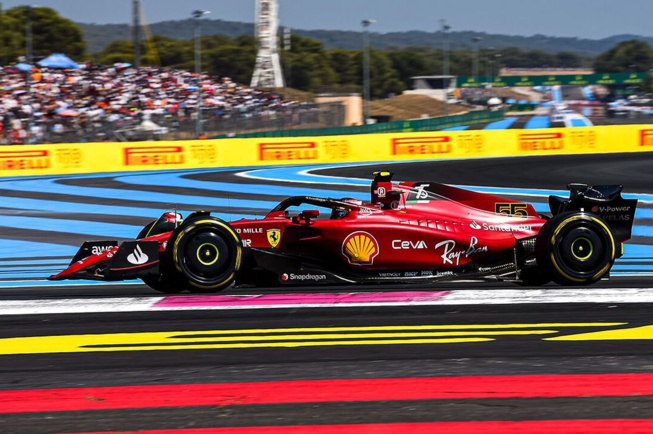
[1,288,653,315]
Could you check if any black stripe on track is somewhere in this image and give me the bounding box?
[2,396,653,433]
[318,153,653,192]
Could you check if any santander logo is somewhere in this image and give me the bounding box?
[127,245,149,265]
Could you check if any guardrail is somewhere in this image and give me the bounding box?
[213,110,505,138]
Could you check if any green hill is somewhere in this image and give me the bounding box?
[78,19,653,56]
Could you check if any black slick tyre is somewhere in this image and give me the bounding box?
[169,217,242,293]
[535,212,616,285]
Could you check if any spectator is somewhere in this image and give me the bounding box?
[0,64,300,144]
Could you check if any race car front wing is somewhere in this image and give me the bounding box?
[49,240,160,281]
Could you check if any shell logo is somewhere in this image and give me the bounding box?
[342,231,379,265]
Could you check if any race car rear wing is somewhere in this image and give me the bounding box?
[549,183,638,242]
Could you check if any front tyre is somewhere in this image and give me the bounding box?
[169,217,242,293]
[536,212,616,285]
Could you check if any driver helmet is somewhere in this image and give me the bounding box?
[164,212,183,225]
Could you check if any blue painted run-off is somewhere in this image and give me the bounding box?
[0,164,652,281]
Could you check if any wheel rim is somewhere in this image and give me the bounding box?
[179,230,231,283]
[196,242,220,266]
[570,237,593,261]
[552,222,612,280]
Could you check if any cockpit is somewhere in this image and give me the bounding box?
[269,196,371,221]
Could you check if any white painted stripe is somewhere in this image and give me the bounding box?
[436,288,653,305]
[0,297,164,315]
[1,288,653,315]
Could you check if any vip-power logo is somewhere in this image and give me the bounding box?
[392,136,452,155]
[518,132,564,151]
[259,142,318,161]
[123,146,185,166]
[0,150,50,170]
[640,129,653,146]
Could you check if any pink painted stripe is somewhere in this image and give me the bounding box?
[154,291,449,308]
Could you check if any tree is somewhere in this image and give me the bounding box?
[153,35,192,67]
[206,43,257,84]
[594,39,653,73]
[281,35,337,92]
[1,6,85,63]
[555,51,585,68]
[369,50,405,97]
[387,48,437,87]
[95,40,134,65]
[327,48,359,85]
[0,7,21,65]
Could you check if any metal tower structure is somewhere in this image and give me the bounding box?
[251,0,285,88]
[131,1,161,67]
[132,0,141,67]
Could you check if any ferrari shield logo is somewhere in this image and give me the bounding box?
[267,229,281,247]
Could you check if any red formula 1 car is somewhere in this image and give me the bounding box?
[49,172,638,292]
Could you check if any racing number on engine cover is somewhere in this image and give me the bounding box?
[495,202,528,218]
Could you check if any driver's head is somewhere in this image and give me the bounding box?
[330,207,348,219]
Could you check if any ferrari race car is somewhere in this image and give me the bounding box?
[49,172,638,292]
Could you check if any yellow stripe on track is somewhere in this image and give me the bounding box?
[548,324,653,341]
[0,322,627,355]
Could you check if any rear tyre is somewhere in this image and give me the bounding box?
[169,217,242,293]
[535,212,616,285]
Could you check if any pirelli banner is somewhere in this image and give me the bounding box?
[2,125,653,177]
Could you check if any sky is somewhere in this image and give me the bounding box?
[2,0,653,40]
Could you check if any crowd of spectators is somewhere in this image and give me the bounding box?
[0,64,300,144]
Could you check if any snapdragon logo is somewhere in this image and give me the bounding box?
[281,273,327,282]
